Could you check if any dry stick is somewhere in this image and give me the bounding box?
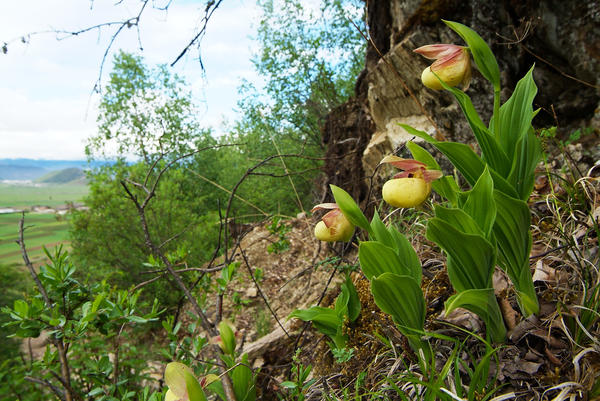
[120,181,238,401]
[24,376,65,401]
[496,28,600,91]
[112,323,126,394]
[238,246,292,340]
[186,168,270,216]
[271,138,305,213]
[348,18,442,140]
[17,214,77,401]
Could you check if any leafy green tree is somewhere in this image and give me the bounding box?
[213,0,366,218]
[87,51,201,162]
[71,53,221,308]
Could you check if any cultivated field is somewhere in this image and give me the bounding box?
[0,182,89,208]
[0,183,88,267]
[0,213,71,266]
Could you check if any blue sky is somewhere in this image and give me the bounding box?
[0,0,261,159]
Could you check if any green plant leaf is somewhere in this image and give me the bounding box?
[507,130,542,201]
[492,190,538,315]
[407,141,459,206]
[491,66,537,158]
[389,228,422,283]
[232,353,256,401]
[433,206,484,237]
[330,184,372,235]
[445,289,506,343]
[444,20,500,90]
[463,167,496,238]
[288,306,341,338]
[401,124,519,198]
[335,282,350,317]
[343,275,361,322]
[185,370,207,401]
[359,241,419,281]
[370,209,395,248]
[444,86,510,175]
[371,273,426,348]
[427,218,495,291]
[218,321,236,356]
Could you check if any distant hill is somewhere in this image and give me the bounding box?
[35,167,86,184]
[0,159,110,181]
[0,163,46,180]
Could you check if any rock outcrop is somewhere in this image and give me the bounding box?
[322,0,600,206]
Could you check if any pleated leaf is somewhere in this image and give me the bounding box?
[407,141,459,206]
[359,241,419,281]
[427,218,495,291]
[445,289,506,343]
[462,167,496,238]
[444,20,500,90]
[493,190,538,315]
[401,124,519,198]
[330,184,371,234]
[371,273,426,337]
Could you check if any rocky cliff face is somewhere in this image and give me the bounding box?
[322,0,599,206]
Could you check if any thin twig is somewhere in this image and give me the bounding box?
[347,18,442,139]
[238,247,292,340]
[24,376,65,401]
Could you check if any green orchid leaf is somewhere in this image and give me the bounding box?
[218,321,236,356]
[288,306,341,338]
[493,190,538,315]
[508,129,542,201]
[491,66,538,159]
[232,353,256,401]
[401,124,518,198]
[444,86,510,175]
[389,227,422,283]
[407,141,459,206]
[359,241,420,282]
[335,281,350,318]
[330,185,372,234]
[427,218,495,291]
[343,275,361,322]
[445,289,506,343]
[433,206,484,237]
[184,371,207,401]
[371,273,426,350]
[463,167,496,238]
[443,20,500,90]
[370,209,395,248]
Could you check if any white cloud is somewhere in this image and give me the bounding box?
[0,0,262,159]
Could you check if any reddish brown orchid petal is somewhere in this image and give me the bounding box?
[414,44,462,60]
[322,209,343,228]
[380,155,427,171]
[423,169,443,182]
[311,203,339,213]
[393,171,413,179]
[430,47,468,72]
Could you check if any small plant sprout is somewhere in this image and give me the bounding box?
[380,156,443,208]
[312,202,355,242]
[414,43,472,90]
[164,362,217,401]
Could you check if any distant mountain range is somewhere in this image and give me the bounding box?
[0,159,107,182]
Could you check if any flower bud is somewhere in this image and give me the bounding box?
[414,44,471,90]
[311,203,354,242]
[382,177,431,208]
[379,155,442,208]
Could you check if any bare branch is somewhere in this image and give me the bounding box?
[24,376,65,401]
[170,0,223,67]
